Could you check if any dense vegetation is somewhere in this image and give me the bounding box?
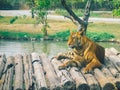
[0,29,114,42]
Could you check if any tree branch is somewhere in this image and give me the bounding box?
[61,0,92,34]
[61,0,84,26]
[64,15,78,25]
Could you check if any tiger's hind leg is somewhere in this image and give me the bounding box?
[58,60,81,70]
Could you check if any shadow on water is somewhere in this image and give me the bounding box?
[0,40,120,58]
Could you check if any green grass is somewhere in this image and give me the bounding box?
[0,16,120,41]
[0,29,114,41]
[0,30,42,40]
[50,30,70,41]
[88,23,120,39]
[0,16,36,24]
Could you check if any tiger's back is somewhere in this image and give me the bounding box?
[82,36,105,64]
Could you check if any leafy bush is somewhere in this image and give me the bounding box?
[50,30,70,41]
[87,31,114,41]
[112,7,120,16]
[49,30,114,41]
[0,30,42,40]
[0,29,114,41]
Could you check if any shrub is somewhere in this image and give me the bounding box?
[0,30,42,40]
[0,29,114,41]
[87,31,114,41]
[50,30,70,41]
[112,7,120,16]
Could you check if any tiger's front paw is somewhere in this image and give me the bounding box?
[83,67,92,74]
[58,65,66,70]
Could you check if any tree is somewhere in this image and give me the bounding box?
[61,0,92,34]
[29,0,50,37]
[112,0,120,16]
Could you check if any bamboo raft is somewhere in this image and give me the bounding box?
[0,47,120,90]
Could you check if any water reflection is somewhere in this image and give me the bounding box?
[0,40,68,58]
[0,40,120,58]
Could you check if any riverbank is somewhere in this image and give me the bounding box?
[0,29,115,42]
[0,16,120,41]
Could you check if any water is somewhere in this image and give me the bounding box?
[0,40,68,58]
[0,40,120,58]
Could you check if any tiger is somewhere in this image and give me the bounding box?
[54,30,105,73]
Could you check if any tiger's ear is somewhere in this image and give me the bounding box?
[77,30,85,36]
[70,31,75,35]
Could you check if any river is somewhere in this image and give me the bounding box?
[0,40,120,58]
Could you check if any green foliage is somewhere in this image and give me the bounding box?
[112,7,120,16]
[110,0,120,16]
[0,30,42,40]
[87,31,114,41]
[31,0,51,36]
[10,16,18,24]
[50,30,114,41]
[36,0,50,9]
[0,29,115,41]
[50,30,70,41]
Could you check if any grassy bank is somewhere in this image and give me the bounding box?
[0,29,114,41]
[0,30,42,40]
[0,16,120,41]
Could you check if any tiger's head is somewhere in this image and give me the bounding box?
[67,31,85,49]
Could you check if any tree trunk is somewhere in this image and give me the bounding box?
[61,0,92,34]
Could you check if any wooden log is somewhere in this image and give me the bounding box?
[102,67,120,90]
[105,48,112,56]
[109,47,120,57]
[105,57,120,78]
[84,74,100,90]
[108,48,120,72]
[23,54,33,90]
[94,68,115,90]
[69,67,90,90]
[14,54,24,90]
[107,55,120,73]
[2,56,14,90]
[51,58,75,90]
[40,53,62,90]
[31,52,47,90]
[0,73,5,90]
[116,78,120,90]
[0,53,7,78]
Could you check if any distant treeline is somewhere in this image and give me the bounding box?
[0,0,114,11]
